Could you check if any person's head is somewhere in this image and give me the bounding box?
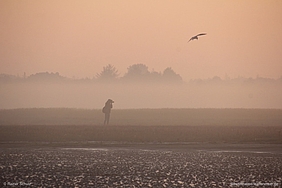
[107,99,114,103]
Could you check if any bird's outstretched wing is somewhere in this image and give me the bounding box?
[188,33,207,42]
[196,33,207,37]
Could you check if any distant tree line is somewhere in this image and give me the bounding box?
[1,64,282,84]
[0,72,67,83]
[96,64,182,83]
[189,75,282,85]
[0,64,183,84]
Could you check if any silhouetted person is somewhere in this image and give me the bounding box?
[102,99,114,125]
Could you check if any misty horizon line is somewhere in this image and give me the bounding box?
[1,71,282,84]
[1,70,281,109]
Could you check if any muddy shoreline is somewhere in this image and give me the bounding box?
[1,144,281,187]
[1,125,282,144]
[1,125,282,187]
[1,141,282,154]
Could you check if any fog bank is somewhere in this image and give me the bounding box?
[1,81,281,109]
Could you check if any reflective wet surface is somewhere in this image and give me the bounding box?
[1,143,281,187]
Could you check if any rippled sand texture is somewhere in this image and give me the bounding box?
[1,148,281,187]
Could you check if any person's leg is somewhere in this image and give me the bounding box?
[104,113,110,125]
[104,113,107,125]
[106,113,110,124]
[108,113,111,124]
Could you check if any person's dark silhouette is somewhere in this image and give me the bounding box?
[102,99,114,125]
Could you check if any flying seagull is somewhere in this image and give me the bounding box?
[188,33,207,42]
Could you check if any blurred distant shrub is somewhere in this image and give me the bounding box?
[162,67,182,83]
[123,63,150,81]
[96,64,119,82]
[122,64,182,83]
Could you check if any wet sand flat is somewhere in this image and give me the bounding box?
[1,144,281,187]
[1,125,282,144]
[1,123,282,187]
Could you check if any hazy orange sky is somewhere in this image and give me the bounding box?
[1,0,282,81]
